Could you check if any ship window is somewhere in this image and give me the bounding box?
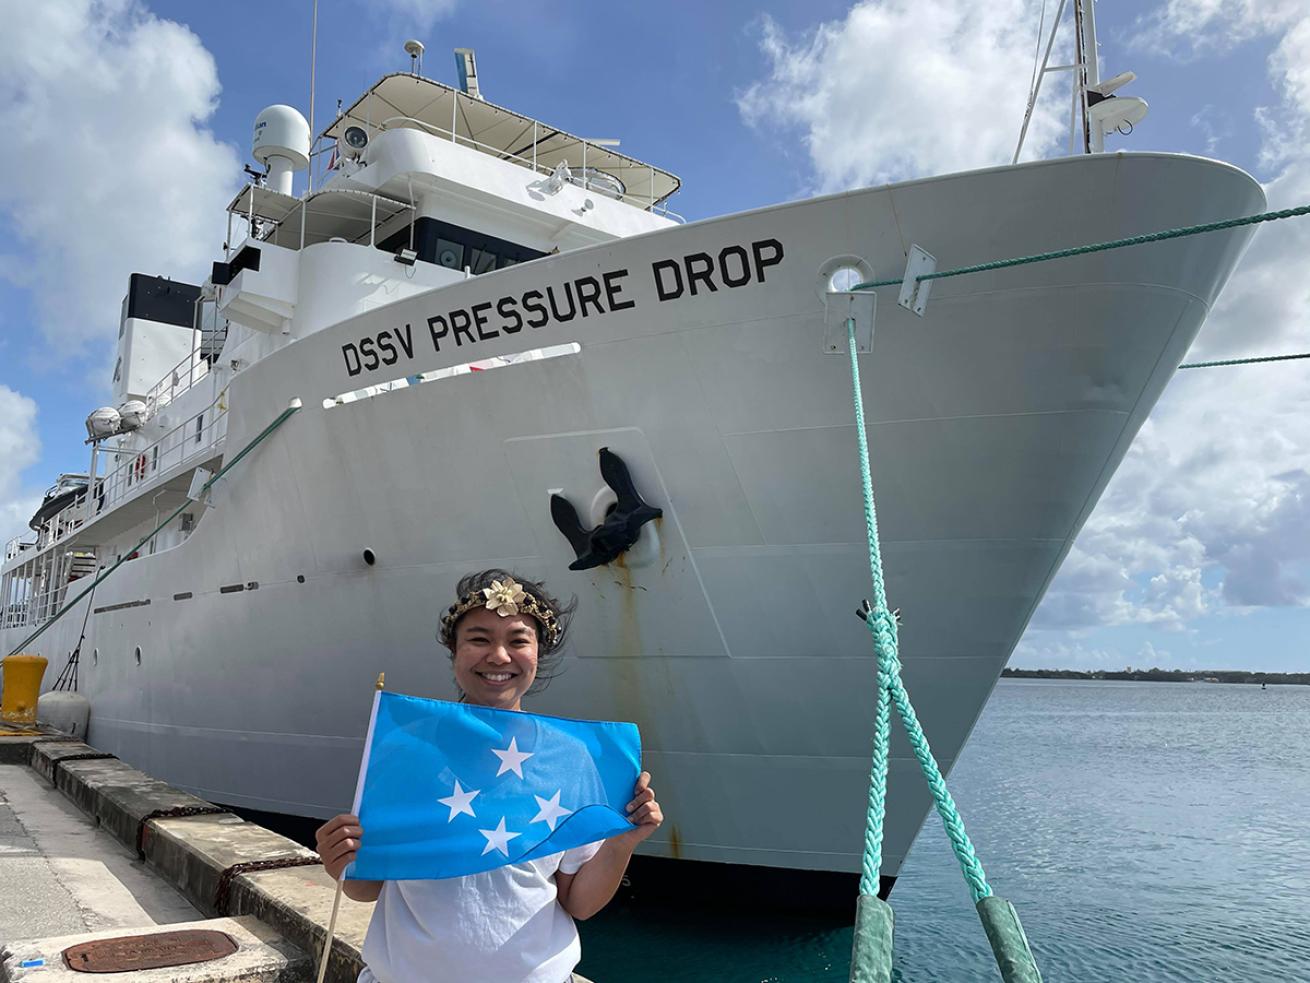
[435,239,465,270]
[379,218,545,272]
[470,248,498,275]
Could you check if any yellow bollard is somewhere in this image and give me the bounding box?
[1,654,48,726]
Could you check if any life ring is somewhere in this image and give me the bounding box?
[133,454,147,481]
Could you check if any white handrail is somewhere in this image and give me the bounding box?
[145,337,211,414]
[2,396,229,573]
[92,398,228,522]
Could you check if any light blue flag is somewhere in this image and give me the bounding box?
[347,691,641,880]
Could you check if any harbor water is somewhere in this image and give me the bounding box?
[577,679,1310,981]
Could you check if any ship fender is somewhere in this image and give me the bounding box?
[38,691,91,740]
[549,448,662,571]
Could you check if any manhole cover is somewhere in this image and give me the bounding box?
[62,930,238,973]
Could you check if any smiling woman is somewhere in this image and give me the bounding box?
[439,569,577,703]
[314,569,659,983]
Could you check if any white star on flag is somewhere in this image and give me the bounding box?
[491,736,533,778]
[479,817,522,856]
[530,790,573,832]
[437,780,479,821]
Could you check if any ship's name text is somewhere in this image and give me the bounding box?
[340,238,784,377]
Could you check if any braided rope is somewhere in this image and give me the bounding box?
[847,320,897,897]
[1179,352,1310,369]
[847,320,992,904]
[849,203,1310,293]
[885,668,991,902]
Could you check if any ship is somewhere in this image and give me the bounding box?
[1,10,1265,897]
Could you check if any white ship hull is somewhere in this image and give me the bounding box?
[3,152,1263,879]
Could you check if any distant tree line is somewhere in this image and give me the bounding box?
[1002,667,1310,685]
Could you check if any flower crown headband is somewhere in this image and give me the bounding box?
[440,578,563,649]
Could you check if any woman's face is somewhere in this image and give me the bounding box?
[450,607,540,711]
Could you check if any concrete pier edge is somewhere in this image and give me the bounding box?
[0,731,372,983]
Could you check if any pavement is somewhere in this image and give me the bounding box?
[0,763,199,946]
[0,736,367,982]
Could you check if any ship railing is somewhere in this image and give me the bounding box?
[143,299,222,414]
[145,346,210,415]
[0,546,100,631]
[342,115,686,223]
[90,395,229,522]
[4,535,37,563]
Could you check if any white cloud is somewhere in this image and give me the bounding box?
[364,0,460,69]
[375,0,459,33]
[1010,637,1123,670]
[1029,3,1310,641]
[0,0,240,354]
[0,385,41,545]
[1189,105,1231,156]
[743,2,1310,648]
[1137,0,1310,168]
[1135,1,1308,61]
[737,0,1068,192]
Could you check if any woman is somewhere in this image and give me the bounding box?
[316,569,663,983]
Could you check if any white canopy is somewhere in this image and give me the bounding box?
[321,73,681,210]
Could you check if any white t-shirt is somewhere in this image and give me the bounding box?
[357,841,602,983]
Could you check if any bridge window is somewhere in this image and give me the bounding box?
[380,218,544,272]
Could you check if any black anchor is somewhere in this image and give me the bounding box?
[550,448,663,571]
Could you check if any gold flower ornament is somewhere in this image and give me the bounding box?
[482,578,528,617]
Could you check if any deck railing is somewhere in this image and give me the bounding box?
[91,396,228,521]
[143,299,222,414]
[1,547,98,630]
[1,396,228,568]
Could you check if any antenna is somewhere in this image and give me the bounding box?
[454,48,482,100]
[308,0,319,193]
[404,39,424,75]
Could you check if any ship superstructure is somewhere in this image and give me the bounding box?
[1,27,1265,888]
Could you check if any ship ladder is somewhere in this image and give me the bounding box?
[841,317,1041,983]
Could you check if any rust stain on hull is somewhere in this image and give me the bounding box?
[667,824,683,860]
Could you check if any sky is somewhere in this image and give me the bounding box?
[0,0,1307,672]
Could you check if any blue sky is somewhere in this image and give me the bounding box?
[1,1,1307,671]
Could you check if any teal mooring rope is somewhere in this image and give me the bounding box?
[844,320,1040,983]
[848,203,1310,293]
[846,200,1310,981]
[1179,352,1310,369]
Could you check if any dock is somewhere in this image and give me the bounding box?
[0,732,370,982]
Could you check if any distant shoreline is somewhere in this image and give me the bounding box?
[1003,668,1308,685]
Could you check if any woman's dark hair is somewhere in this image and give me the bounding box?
[442,569,576,696]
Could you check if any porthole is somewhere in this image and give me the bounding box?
[827,266,864,293]
[814,255,874,302]
[134,646,142,666]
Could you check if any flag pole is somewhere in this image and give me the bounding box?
[316,672,385,983]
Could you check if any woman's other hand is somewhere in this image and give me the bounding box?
[623,771,663,843]
[316,813,363,880]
